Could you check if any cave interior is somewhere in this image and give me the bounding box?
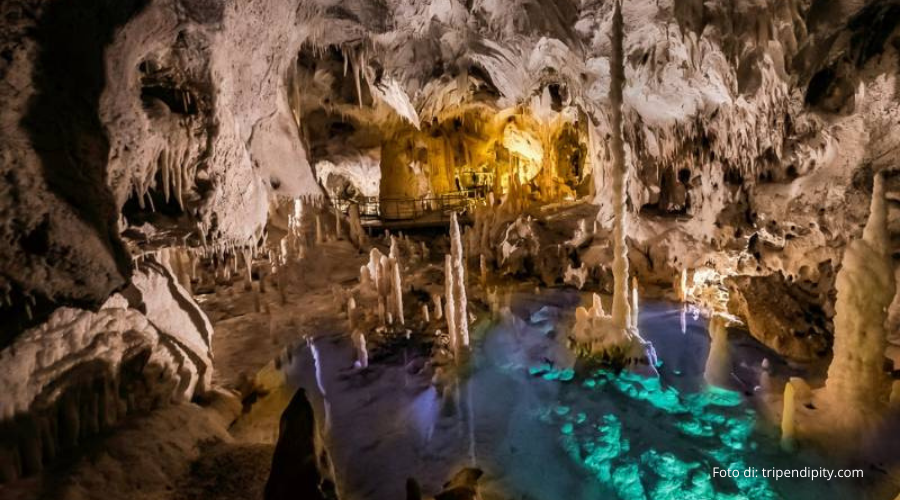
[1,0,900,499]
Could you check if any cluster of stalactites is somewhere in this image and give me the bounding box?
[130,140,200,213]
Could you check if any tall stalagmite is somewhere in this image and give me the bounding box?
[704,315,730,388]
[450,212,469,347]
[571,0,655,372]
[445,254,458,356]
[824,173,896,425]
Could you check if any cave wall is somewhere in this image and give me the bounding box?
[0,0,323,343]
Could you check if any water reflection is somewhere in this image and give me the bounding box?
[282,289,851,500]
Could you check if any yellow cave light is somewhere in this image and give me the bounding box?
[501,124,544,166]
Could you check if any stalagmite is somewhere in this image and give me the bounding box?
[422,304,430,323]
[564,264,588,290]
[352,331,368,369]
[258,266,267,294]
[449,213,469,347]
[242,248,253,291]
[445,255,458,356]
[890,381,900,408]
[480,254,488,286]
[824,173,896,426]
[348,204,365,248]
[630,276,639,328]
[390,236,400,261]
[433,294,444,321]
[334,205,343,239]
[781,381,796,452]
[608,0,631,330]
[704,315,730,387]
[759,358,773,393]
[367,248,381,290]
[347,297,357,329]
[315,215,324,244]
[391,259,405,325]
[571,0,654,374]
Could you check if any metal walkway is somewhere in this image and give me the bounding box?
[333,190,484,229]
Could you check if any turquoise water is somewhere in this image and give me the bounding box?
[287,289,858,500]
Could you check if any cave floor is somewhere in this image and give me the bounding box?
[200,239,369,390]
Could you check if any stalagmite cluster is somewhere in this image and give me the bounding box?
[572,294,657,370]
[361,248,405,326]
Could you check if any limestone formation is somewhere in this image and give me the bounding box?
[824,174,896,426]
[449,213,470,347]
[362,248,405,326]
[704,315,731,388]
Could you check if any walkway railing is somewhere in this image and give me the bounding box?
[333,190,485,222]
